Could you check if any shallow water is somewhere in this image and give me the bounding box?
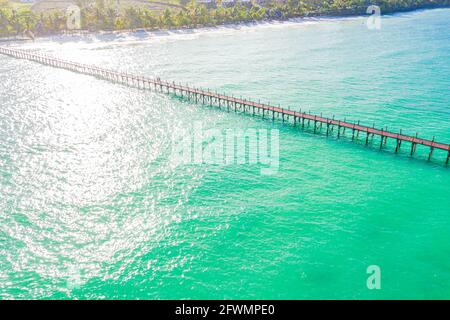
[0,9,449,299]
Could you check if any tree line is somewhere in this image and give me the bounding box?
[0,0,449,38]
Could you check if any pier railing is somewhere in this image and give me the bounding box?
[1,46,449,165]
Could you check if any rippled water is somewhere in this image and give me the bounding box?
[1,9,449,299]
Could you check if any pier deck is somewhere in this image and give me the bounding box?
[1,46,449,164]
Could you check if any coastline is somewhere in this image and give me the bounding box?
[1,5,450,300]
[1,5,449,45]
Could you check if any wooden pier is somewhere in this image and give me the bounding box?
[1,46,449,165]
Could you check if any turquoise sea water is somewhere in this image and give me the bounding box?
[0,9,449,299]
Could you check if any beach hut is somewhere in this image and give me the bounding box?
[196,0,217,8]
[221,0,237,7]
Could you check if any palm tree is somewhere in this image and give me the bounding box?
[162,8,173,27]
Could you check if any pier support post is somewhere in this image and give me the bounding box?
[380,128,384,149]
[410,143,416,156]
[355,121,360,139]
[428,136,435,160]
[428,147,434,161]
[396,130,403,153]
[411,132,418,156]
[398,140,402,152]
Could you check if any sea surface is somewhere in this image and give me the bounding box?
[0,9,449,299]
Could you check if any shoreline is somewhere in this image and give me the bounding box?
[1,5,449,44]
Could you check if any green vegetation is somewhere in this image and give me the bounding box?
[0,0,449,38]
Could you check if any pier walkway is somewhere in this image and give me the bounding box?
[1,46,449,164]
